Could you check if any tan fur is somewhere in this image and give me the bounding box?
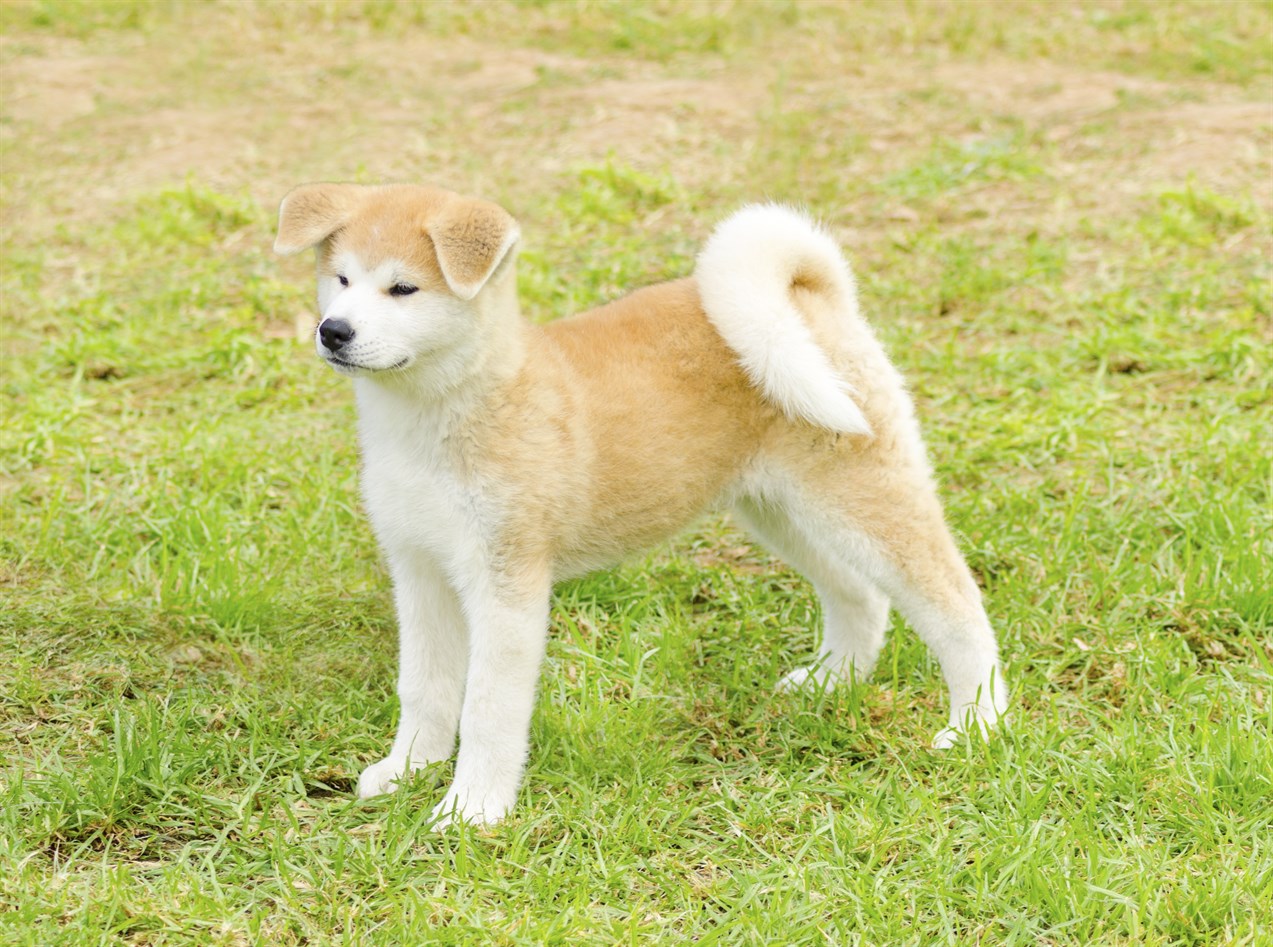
[278,183,517,300]
[516,280,778,571]
[276,183,1007,826]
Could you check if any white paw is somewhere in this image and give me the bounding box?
[931,726,961,749]
[778,663,862,693]
[931,700,1008,749]
[357,756,426,799]
[430,784,515,830]
[777,666,820,692]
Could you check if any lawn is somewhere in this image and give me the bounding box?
[1,1,1270,943]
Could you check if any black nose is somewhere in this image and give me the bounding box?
[319,318,354,353]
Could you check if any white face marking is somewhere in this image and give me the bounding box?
[315,252,472,380]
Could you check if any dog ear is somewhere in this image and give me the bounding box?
[274,183,364,255]
[427,198,520,301]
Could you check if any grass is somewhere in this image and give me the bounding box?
[2,1,1271,943]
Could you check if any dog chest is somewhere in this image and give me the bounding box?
[360,446,474,555]
[355,387,484,561]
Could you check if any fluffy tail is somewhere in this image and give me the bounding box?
[695,204,871,436]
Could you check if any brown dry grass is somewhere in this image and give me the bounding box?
[2,5,1270,943]
[3,1,1268,242]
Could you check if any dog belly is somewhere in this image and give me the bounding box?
[545,452,740,579]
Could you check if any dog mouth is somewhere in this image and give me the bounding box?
[324,354,412,374]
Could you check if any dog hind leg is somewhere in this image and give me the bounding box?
[739,475,1008,746]
[820,487,1008,747]
[734,496,889,691]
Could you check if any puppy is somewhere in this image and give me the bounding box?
[274,184,1009,827]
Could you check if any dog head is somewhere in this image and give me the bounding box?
[274,183,520,381]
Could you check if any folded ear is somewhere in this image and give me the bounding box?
[427,198,520,300]
[274,183,365,255]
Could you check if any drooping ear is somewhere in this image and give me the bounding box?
[426,198,520,300]
[274,183,365,255]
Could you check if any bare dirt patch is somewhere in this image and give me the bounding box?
[2,16,1268,246]
[1,45,117,127]
[928,59,1273,206]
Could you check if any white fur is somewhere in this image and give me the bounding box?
[315,249,524,399]
[351,378,544,825]
[315,255,475,384]
[287,194,1009,828]
[733,470,1008,741]
[338,263,548,826]
[695,205,872,436]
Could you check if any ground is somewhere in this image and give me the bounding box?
[1,1,1270,944]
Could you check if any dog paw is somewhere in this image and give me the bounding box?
[931,703,1007,749]
[357,756,425,799]
[430,784,514,830]
[777,666,820,692]
[778,664,851,693]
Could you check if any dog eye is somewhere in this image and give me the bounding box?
[337,274,349,287]
[389,283,418,297]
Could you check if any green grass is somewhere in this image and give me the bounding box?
[2,2,1271,943]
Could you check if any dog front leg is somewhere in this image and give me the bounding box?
[431,576,551,828]
[358,552,467,798]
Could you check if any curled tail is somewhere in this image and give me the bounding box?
[695,204,871,436]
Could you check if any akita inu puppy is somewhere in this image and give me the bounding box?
[275,184,1008,827]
